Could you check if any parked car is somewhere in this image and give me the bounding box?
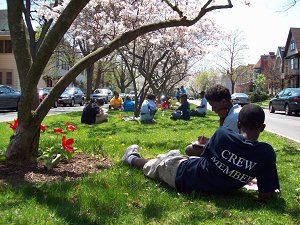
[38,87,58,108]
[0,85,21,111]
[58,87,85,107]
[119,93,126,101]
[231,93,250,106]
[91,88,113,103]
[128,91,140,101]
[269,88,300,116]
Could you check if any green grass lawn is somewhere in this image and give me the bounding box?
[0,106,299,225]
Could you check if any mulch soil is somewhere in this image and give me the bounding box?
[0,153,112,185]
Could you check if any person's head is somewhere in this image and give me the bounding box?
[146,93,156,101]
[238,104,265,132]
[200,91,205,98]
[205,85,232,118]
[96,98,105,106]
[125,95,132,101]
[180,94,188,103]
[181,85,184,89]
[114,91,119,98]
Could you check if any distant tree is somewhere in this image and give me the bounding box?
[234,64,255,93]
[217,29,248,93]
[284,0,300,9]
[254,74,267,93]
[188,70,220,95]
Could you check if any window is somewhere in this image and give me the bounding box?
[291,58,299,70]
[0,40,12,53]
[0,72,2,84]
[5,40,12,53]
[6,72,12,85]
[0,40,3,53]
[290,40,295,51]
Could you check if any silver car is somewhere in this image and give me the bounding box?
[0,85,21,110]
[231,93,250,106]
[91,88,113,103]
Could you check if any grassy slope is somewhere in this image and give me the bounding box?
[0,106,299,225]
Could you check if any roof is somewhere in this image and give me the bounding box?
[253,59,261,69]
[283,27,300,58]
[0,9,9,35]
[276,46,285,58]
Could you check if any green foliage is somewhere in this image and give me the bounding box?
[0,106,299,224]
[189,70,220,95]
[254,74,267,92]
[248,91,269,103]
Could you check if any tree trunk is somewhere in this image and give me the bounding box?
[5,122,41,165]
[95,67,102,89]
[86,64,94,101]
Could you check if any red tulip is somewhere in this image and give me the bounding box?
[62,135,74,152]
[7,119,18,131]
[40,124,46,132]
[53,127,63,134]
[66,121,76,132]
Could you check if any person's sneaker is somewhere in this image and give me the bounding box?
[121,144,141,162]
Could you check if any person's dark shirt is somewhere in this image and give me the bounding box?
[81,102,100,124]
[175,126,280,194]
[177,101,190,120]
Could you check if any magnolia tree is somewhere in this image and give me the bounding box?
[7,0,234,164]
[116,22,220,116]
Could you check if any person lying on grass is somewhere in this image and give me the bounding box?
[122,104,280,200]
[186,84,242,156]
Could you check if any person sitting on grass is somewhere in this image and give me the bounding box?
[123,95,135,112]
[95,98,108,123]
[81,99,108,124]
[140,93,157,124]
[122,104,280,200]
[190,91,207,117]
[186,85,241,156]
[109,91,123,110]
[170,94,190,120]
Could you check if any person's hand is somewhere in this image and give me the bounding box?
[197,136,209,145]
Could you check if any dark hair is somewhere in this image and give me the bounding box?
[147,93,156,100]
[96,98,105,106]
[200,91,205,95]
[205,85,231,102]
[181,94,187,99]
[238,104,265,129]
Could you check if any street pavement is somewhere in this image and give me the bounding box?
[0,106,84,123]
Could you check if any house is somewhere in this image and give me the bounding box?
[282,27,300,88]
[274,46,286,89]
[234,64,255,93]
[0,9,86,91]
[253,52,277,94]
[0,10,20,90]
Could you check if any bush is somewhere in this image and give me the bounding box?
[248,91,269,103]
